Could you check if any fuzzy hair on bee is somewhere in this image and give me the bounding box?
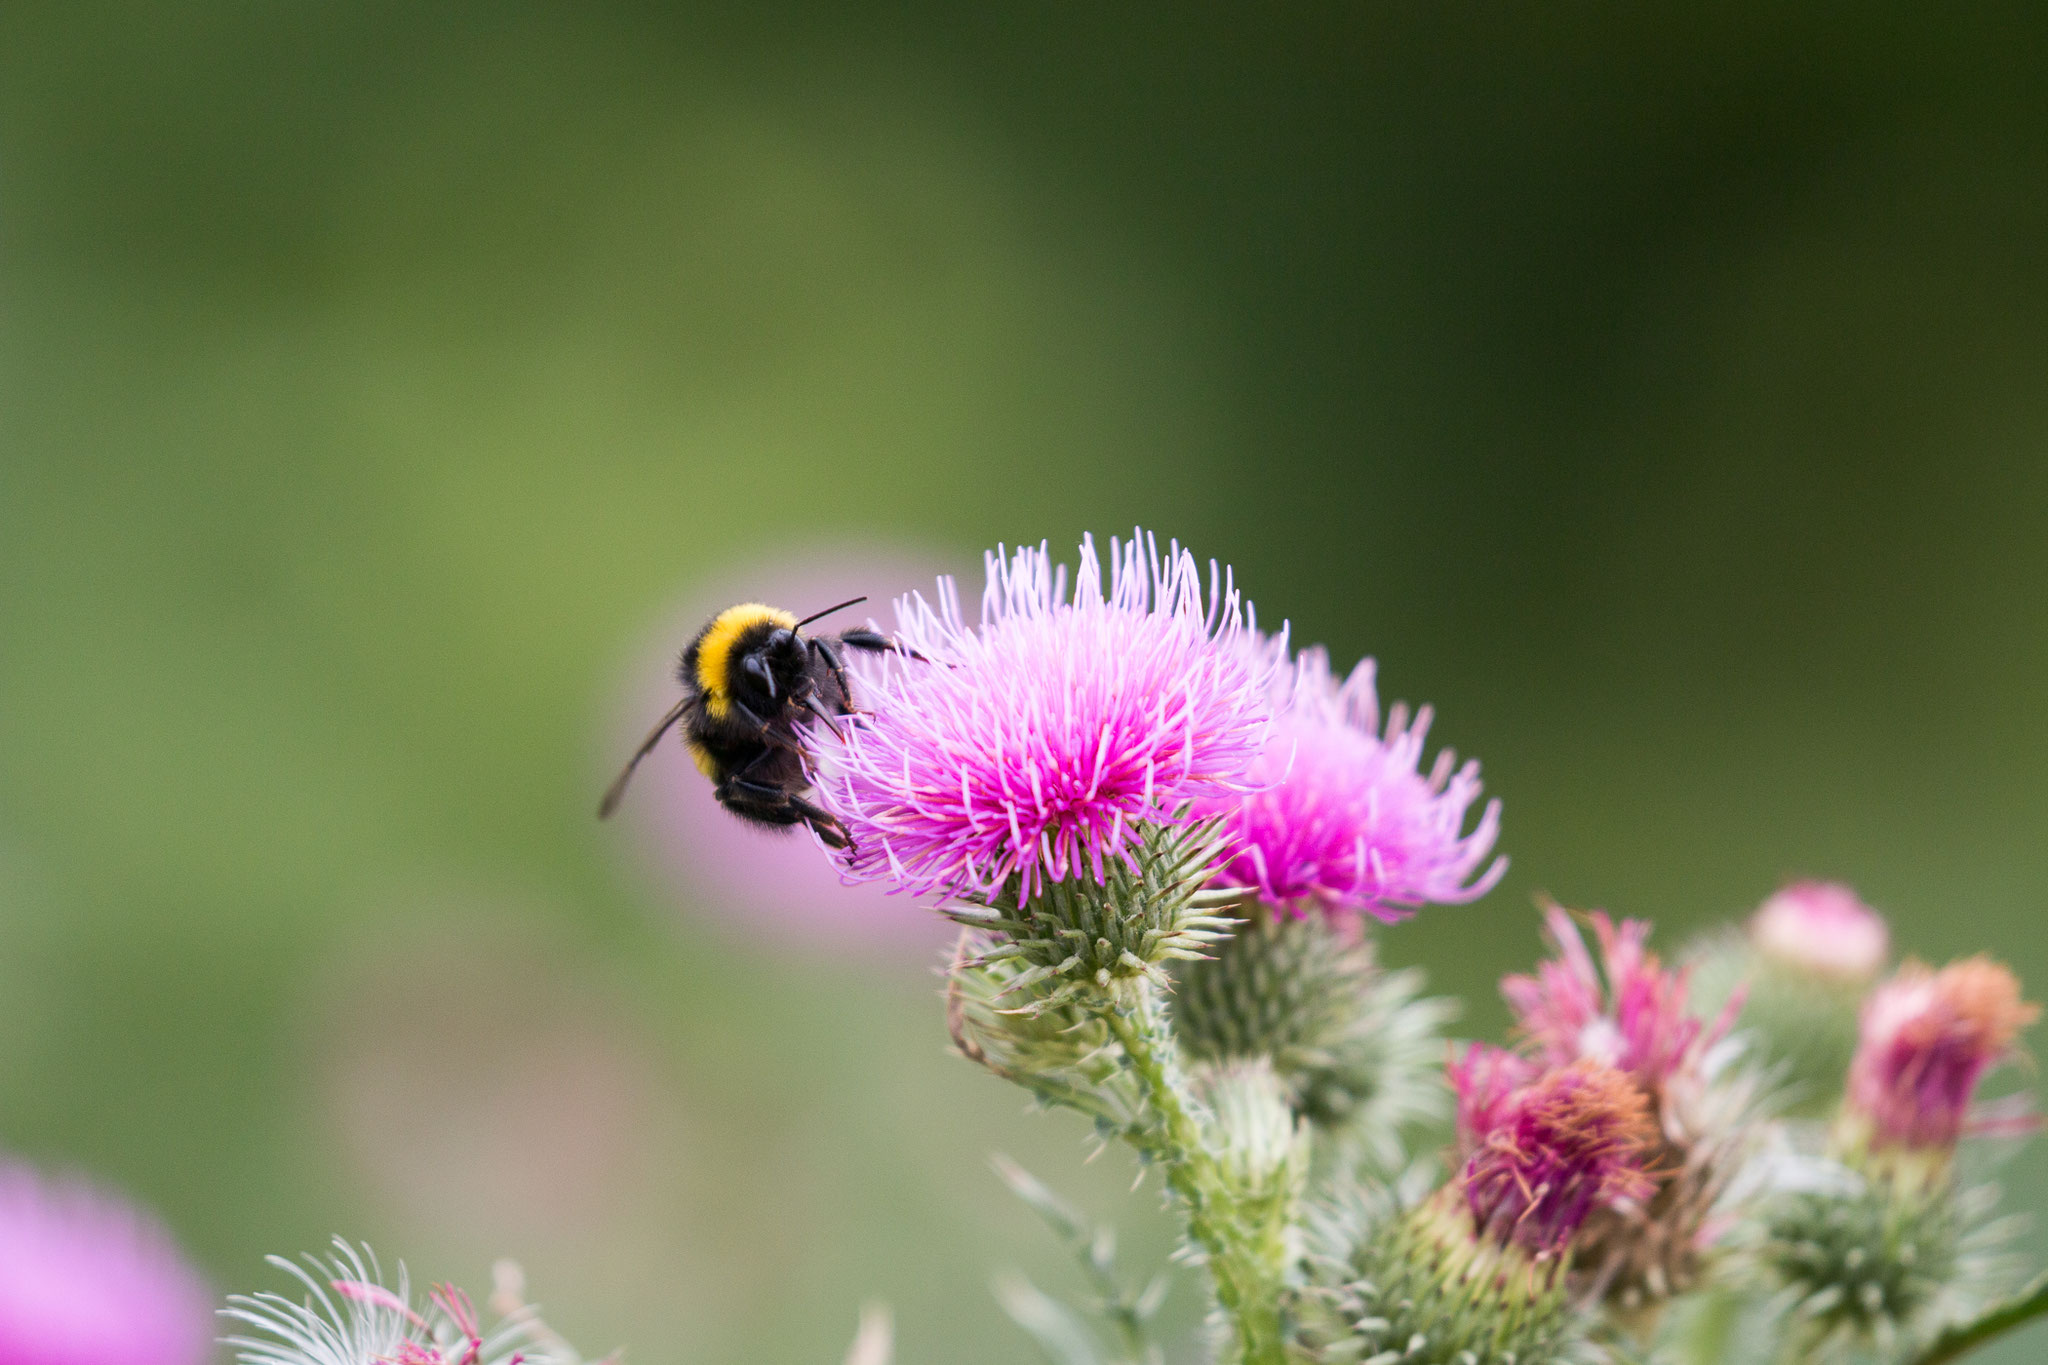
[599,596,915,849]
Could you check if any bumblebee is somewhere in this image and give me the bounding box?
[599,597,906,847]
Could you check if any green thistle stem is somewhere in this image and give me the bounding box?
[1100,985,1290,1365]
[1908,1269,2048,1365]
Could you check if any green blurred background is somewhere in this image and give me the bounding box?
[3,4,2045,1361]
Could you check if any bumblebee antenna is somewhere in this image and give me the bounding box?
[795,596,868,629]
[598,694,693,819]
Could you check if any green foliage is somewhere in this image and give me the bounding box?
[1911,1269,2048,1365]
[991,1156,1172,1365]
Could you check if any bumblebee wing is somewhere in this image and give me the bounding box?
[598,693,698,819]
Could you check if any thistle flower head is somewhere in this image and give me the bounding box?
[819,532,1269,902]
[224,1240,584,1365]
[1196,642,1504,922]
[1751,880,1890,982]
[1846,956,2038,1153]
[1460,1060,1658,1256]
[1501,908,1765,1309]
[1502,905,1732,1095]
[0,1159,213,1365]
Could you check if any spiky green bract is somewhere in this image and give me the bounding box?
[1173,911,1454,1169]
[1688,930,1865,1117]
[1294,1187,1591,1365]
[1761,1172,1961,1361]
[948,819,1242,1013]
[947,930,1140,1133]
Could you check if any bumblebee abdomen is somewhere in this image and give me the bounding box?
[683,735,721,780]
[686,603,798,719]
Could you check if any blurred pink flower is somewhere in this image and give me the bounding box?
[817,532,1270,902]
[0,1158,212,1365]
[1197,640,1503,922]
[605,545,961,951]
[1847,955,2038,1152]
[1447,1041,1537,1156]
[1749,880,1889,982]
[1502,905,1734,1096]
[1459,1060,1656,1257]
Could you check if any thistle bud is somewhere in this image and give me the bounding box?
[1750,881,1889,983]
[1762,1174,1961,1356]
[1686,883,1891,1116]
[1844,956,2038,1162]
[1296,1060,1654,1365]
[1174,911,1453,1166]
[1195,1060,1310,1241]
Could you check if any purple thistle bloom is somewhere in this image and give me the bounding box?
[1448,1042,1539,1156]
[1197,642,1504,922]
[1460,1060,1657,1257]
[0,1159,212,1365]
[1501,906,1736,1097]
[817,532,1270,902]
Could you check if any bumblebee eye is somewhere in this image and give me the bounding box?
[741,652,778,698]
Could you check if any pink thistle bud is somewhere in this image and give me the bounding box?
[1447,1042,1537,1154]
[1461,1060,1658,1256]
[1502,906,1732,1096]
[0,1159,214,1365]
[1750,881,1890,982]
[818,532,1271,903]
[1197,643,1505,923]
[1847,956,2039,1152]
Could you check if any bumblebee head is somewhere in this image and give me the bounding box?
[688,603,803,719]
[744,624,812,698]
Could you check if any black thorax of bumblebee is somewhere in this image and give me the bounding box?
[600,597,913,849]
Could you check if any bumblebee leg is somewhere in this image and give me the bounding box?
[787,793,854,851]
[837,628,928,662]
[725,777,852,850]
[808,636,853,708]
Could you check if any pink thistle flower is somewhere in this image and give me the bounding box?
[1460,1060,1658,1256]
[1447,1042,1538,1155]
[818,532,1270,902]
[1749,880,1890,982]
[1501,905,1735,1095]
[1196,643,1505,922]
[1846,955,2039,1152]
[0,1158,213,1365]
